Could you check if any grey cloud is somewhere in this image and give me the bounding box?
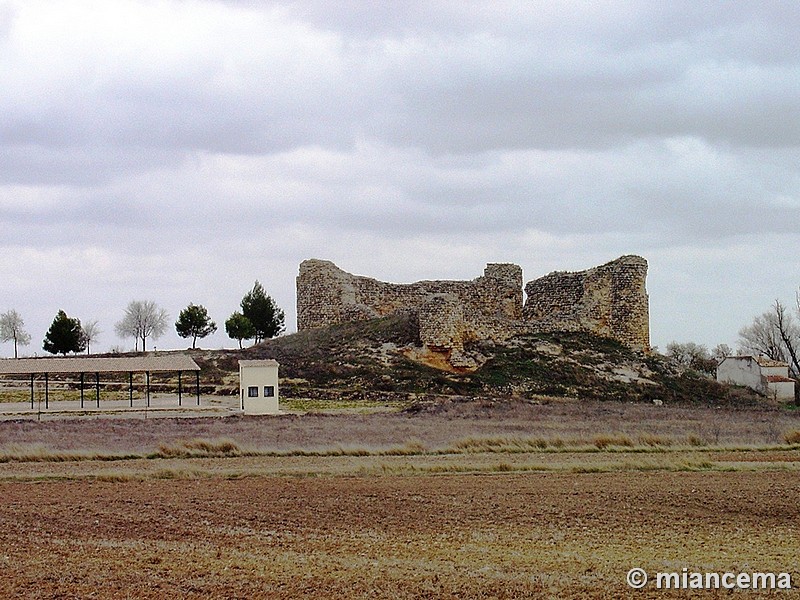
[369,45,800,153]
[0,145,182,186]
[4,134,797,255]
[4,0,799,174]
[2,0,800,354]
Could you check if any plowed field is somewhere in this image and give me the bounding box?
[1,402,799,598]
[1,471,798,599]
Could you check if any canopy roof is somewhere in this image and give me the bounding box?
[0,355,200,375]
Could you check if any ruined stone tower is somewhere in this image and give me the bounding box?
[522,255,650,351]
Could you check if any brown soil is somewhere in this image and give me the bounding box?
[1,402,798,598]
[0,471,798,599]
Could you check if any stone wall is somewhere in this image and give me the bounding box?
[522,255,650,351]
[296,255,650,357]
[297,260,523,354]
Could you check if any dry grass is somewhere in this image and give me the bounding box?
[0,385,135,404]
[1,429,800,470]
[2,399,799,454]
[154,437,245,458]
[0,444,797,484]
[281,397,408,412]
[784,429,800,444]
[0,443,139,463]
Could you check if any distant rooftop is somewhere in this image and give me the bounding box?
[723,355,789,369]
[0,355,200,375]
[752,356,789,368]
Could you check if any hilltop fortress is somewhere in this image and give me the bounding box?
[296,256,649,366]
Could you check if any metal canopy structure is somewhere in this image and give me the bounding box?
[0,355,200,374]
[0,355,202,410]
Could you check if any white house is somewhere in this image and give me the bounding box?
[239,359,280,414]
[716,355,795,400]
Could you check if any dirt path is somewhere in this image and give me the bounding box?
[1,471,797,599]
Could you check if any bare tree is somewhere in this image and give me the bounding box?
[737,300,800,378]
[115,300,168,353]
[773,299,800,377]
[115,316,139,352]
[81,320,101,355]
[739,296,800,407]
[738,310,786,361]
[665,341,716,375]
[0,309,31,358]
[665,341,706,365]
[711,343,732,362]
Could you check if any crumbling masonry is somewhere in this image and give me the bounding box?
[296,256,650,363]
[522,255,650,351]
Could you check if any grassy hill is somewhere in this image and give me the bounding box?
[193,313,763,408]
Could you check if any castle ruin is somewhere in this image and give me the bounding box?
[296,255,650,365]
[523,255,650,351]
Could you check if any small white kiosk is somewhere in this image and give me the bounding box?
[238,359,280,414]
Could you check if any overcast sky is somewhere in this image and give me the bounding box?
[2,0,799,356]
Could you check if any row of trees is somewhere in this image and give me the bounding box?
[663,341,730,376]
[172,281,286,349]
[0,281,284,356]
[225,281,284,347]
[0,309,96,358]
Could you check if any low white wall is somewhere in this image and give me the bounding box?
[761,365,789,378]
[766,380,795,400]
[717,357,764,393]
